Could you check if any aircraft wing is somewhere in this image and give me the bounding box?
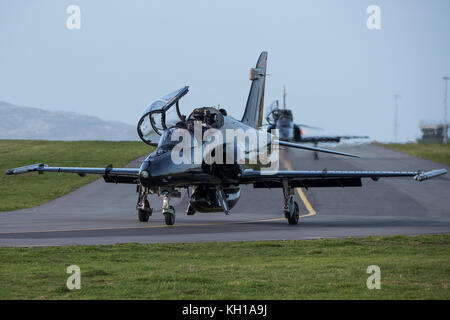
[296,123,323,130]
[5,163,140,184]
[301,136,369,143]
[239,169,447,188]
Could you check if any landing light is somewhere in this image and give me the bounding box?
[140,170,149,179]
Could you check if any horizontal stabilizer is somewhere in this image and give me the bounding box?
[300,136,370,144]
[296,123,323,130]
[276,140,360,158]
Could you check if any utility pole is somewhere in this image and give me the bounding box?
[394,94,400,142]
[443,76,449,143]
[283,85,286,109]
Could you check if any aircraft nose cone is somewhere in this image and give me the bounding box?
[139,159,152,183]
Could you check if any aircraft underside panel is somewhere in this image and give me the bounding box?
[252,177,362,188]
[103,175,139,184]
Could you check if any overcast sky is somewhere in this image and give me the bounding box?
[1,0,449,142]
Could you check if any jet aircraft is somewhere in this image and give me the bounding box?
[6,52,447,225]
[265,88,369,159]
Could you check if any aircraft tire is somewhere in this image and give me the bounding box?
[138,208,150,222]
[186,204,196,215]
[164,206,176,225]
[287,200,299,225]
[137,199,151,222]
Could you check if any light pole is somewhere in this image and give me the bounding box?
[443,76,449,143]
[394,94,400,142]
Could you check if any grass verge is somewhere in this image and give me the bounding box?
[376,143,450,166]
[0,140,152,211]
[0,234,448,299]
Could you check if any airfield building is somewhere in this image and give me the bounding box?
[418,124,448,143]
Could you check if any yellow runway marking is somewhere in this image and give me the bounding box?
[279,153,317,218]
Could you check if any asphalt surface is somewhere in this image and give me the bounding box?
[0,144,449,247]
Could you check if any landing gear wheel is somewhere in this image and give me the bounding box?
[137,199,152,222]
[287,199,300,225]
[164,205,176,226]
[186,204,196,216]
[138,208,150,222]
[284,208,290,219]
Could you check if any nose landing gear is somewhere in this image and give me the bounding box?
[163,206,176,225]
[137,186,180,225]
[161,191,176,226]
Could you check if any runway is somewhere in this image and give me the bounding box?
[0,144,449,247]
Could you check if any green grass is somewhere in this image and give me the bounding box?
[0,235,448,299]
[377,143,450,166]
[0,140,152,211]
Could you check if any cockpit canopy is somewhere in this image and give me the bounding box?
[156,126,186,154]
[137,86,227,147]
[277,116,293,128]
[137,86,188,146]
[266,101,293,125]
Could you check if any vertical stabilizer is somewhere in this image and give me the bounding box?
[241,52,268,128]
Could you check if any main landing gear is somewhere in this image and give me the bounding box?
[136,185,180,226]
[282,180,299,225]
[136,185,152,222]
[313,142,319,160]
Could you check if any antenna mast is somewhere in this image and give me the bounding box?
[443,76,449,143]
[283,86,286,109]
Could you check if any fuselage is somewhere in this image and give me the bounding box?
[138,111,276,189]
[266,108,301,142]
[276,116,295,141]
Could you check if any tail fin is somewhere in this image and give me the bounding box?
[241,51,267,128]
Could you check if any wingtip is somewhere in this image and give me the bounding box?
[4,163,46,176]
[414,169,447,181]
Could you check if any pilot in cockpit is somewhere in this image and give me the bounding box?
[188,107,224,129]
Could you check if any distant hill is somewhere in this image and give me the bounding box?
[0,101,139,141]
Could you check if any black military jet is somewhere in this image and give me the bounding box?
[265,88,369,159]
[6,52,447,225]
